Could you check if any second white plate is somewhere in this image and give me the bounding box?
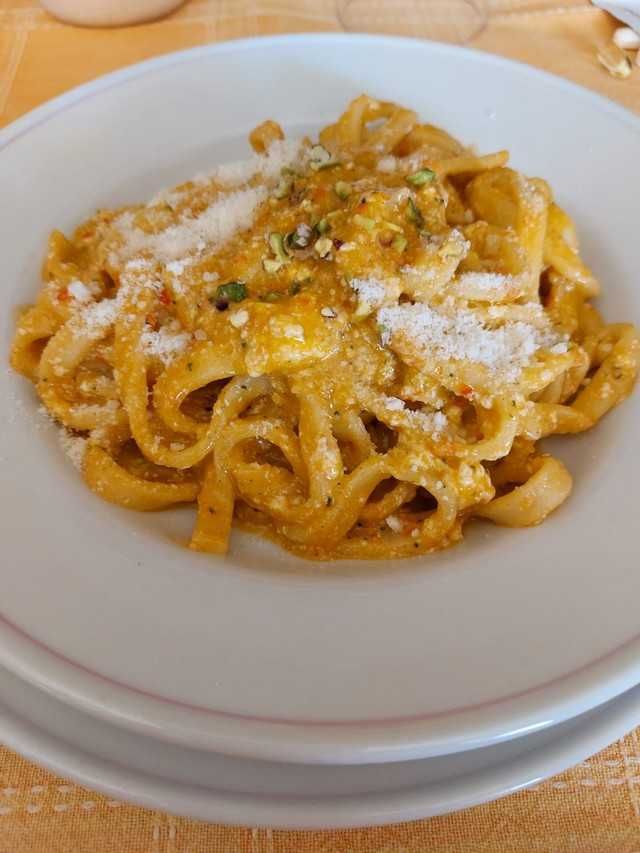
[1,664,639,828]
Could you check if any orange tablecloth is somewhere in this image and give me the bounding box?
[1,1,640,850]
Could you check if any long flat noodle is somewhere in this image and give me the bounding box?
[571,325,640,422]
[295,389,342,506]
[10,94,639,561]
[475,456,572,527]
[359,482,416,522]
[84,446,198,511]
[436,151,509,177]
[10,304,62,381]
[190,456,234,554]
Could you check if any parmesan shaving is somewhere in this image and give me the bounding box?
[140,326,192,364]
[115,186,267,263]
[378,303,563,381]
[208,138,304,187]
[67,280,92,303]
[58,429,87,470]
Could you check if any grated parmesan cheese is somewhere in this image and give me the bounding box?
[140,326,191,364]
[209,138,304,187]
[114,186,268,263]
[378,302,563,381]
[283,323,305,342]
[406,409,448,436]
[456,271,514,291]
[386,514,403,533]
[229,309,249,328]
[165,259,190,277]
[67,280,92,303]
[377,155,398,173]
[350,277,390,316]
[58,429,87,470]
[74,299,119,335]
[384,396,406,411]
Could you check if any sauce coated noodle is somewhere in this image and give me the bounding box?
[11,96,639,560]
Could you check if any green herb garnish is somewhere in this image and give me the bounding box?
[406,168,436,187]
[316,218,330,235]
[261,291,283,302]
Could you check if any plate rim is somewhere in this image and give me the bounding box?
[1,663,640,829]
[1,33,640,764]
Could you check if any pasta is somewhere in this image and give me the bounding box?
[11,95,639,560]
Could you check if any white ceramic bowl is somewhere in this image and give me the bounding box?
[1,35,639,764]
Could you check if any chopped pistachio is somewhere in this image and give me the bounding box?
[268,232,289,264]
[285,223,313,250]
[263,258,284,274]
[406,168,436,187]
[309,144,337,171]
[392,234,408,252]
[354,213,375,232]
[273,174,292,199]
[316,218,330,235]
[314,237,334,258]
[334,180,352,201]
[406,198,424,229]
[261,291,283,302]
[214,281,247,302]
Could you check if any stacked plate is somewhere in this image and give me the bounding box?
[1,35,639,829]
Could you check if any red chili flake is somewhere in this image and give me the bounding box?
[459,384,473,398]
[146,312,159,331]
[159,288,172,306]
[57,288,70,302]
[332,238,344,250]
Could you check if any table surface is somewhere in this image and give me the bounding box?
[1,1,640,850]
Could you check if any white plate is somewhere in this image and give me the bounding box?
[1,662,639,828]
[1,35,639,764]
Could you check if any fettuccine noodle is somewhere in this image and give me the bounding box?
[11,96,639,560]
